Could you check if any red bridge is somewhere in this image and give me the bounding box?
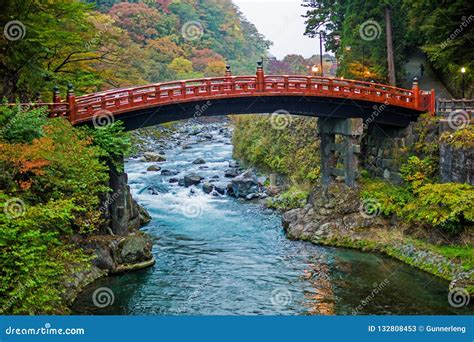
[48,63,435,130]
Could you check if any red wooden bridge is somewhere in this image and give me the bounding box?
[46,64,435,130]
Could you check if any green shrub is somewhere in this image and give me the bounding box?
[0,194,91,314]
[403,183,474,233]
[361,178,413,216]
[231,115,320,185]
[400,156,438,190]
[82,121,132,171]
[0,104,48,143]
[266,187,308,210]
[362,177,473,234]
[0,110,115,313]
[440,125,474,149]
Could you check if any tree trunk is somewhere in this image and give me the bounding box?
[385,5,396,86]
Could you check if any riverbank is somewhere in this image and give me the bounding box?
[281,182,473,297]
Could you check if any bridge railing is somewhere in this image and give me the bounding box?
[436,98,474,116]
[43,65,436,124]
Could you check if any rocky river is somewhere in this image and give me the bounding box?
[72,119,468,315]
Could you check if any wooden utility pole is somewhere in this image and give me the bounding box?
[385,5,396,86]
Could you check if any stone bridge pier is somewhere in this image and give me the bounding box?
[318,118,363,191]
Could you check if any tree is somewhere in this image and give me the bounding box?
[148,37,185,63]
[191,48,225,72]
[204,60,226,77]
[303,0,408,84]
[168,57,198,79]
[283,54,308,74]
[108,2,162,45]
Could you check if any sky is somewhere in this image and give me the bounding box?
[233,0,325,59]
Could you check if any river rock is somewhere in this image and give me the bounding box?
[214,185,226,195]
[193,158,206,164]
[231,169,259,198]
[184,173,203,187]
[202,182,214,194]
[147,185,167,195]
[137,204,151,226]
[143,152,166,162]
[169,177,179,183]
[226,183,234,196]
[229,160,239,168]
[147,165,161,172]
[246,193,257,200]
[225,169,239,178]
[201,133,213,140]
[161,169,179,176]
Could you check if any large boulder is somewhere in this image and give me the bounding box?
[192,158,206,164]
[83,232,154,275]
[117,232,153,265]
[143,152,166,162]
[184,173,203,187]
[231,169,259,198]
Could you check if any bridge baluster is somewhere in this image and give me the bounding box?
[229,77,235,94]
[154,86,161,102]
[66,83,76,122]
[181,81,186,99]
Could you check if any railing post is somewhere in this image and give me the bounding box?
[430,89,436,115]
[66,83,77,122]
[256,61,264,92]
[225,64,233,93]
[51,86,61,117]
[412,77,420,109]
[225,64,232,78]
[34,92,42,104]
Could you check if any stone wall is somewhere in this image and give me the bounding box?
[361,123,416,184]
[440,143,473,185]
[362,117,473,186]
[439,121,474,185]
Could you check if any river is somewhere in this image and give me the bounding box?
[72,120,467,315]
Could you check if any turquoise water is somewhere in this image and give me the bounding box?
[72,123,471,315]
